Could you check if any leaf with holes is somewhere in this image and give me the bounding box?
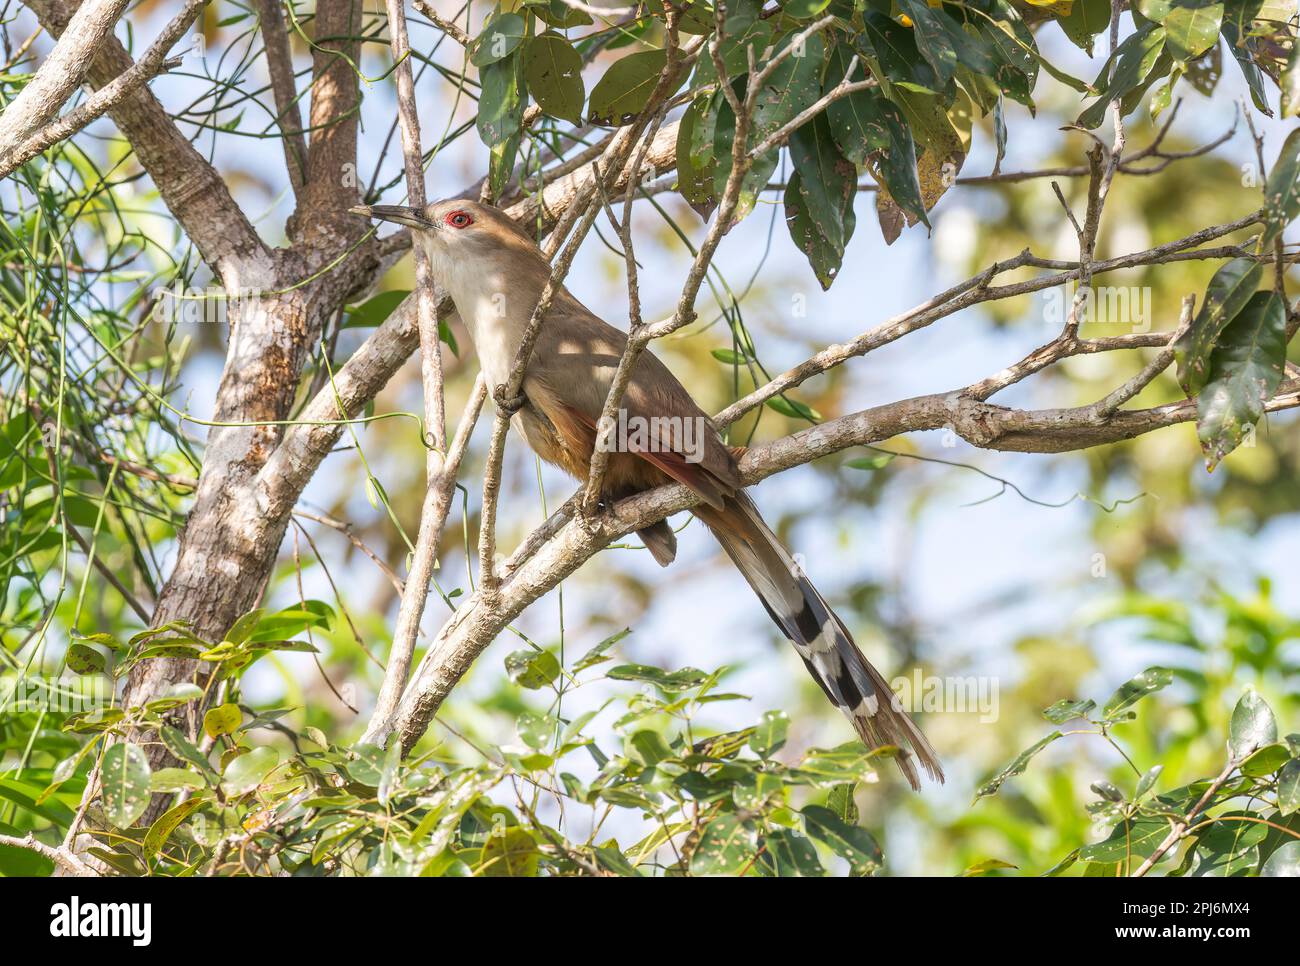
[802,804,883,873]
[524,33,584,125]
[1280,759,1300,816]
[470,12,527,68]
[1259,127,1300,252]
[102,743,151,828]
[1283,38,1300,118]
[676,96,716,214]
[505,648,561,689]
[1060,0,1112,55]
[588,50,670,126]
[1175,258,1263,394]
[691,813,759,874]
[1102,666,1174,719]
[477,52,525,148]
[976,730,1062,799]
[1196,291,1286,468]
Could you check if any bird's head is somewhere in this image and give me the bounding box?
[351,199,543,279]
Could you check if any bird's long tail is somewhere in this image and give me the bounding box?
[697,492,943,789]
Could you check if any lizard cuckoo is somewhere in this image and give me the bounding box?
[354,199,943,788]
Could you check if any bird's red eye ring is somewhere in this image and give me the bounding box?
[445,210,474,229]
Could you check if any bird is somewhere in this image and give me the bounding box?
[353,198,943,788]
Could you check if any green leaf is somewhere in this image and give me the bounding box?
[1136,764,1164,799]
[1175,257,1264,394]
[1262,840,1300,876]
[676,96,717,212]
[588,49,669,126]
[752,32,826,147]
[203,702,242,739]
[149,767,206,792]
[827,783,859,825]
[784,0,832,17]
[788,112,857,285]
[144,682,205,712]
[486,129,522,202]
[846,453,895,471]
[606,663,710,691]
[694,0,771,81]
[802,804,883,873]
[691,813,759,874]
[1042,698,1096,723]
[1241,742,1291,777]
[505,648,561,689]
[628,729,673,767]
[345,290,410,328]
[102,743,152,828]
[1077,26,1166,129]
[376,740,402,806]
[896,0,959,86]
[785,172,854,291]
[760,827,825,876]
[1278,759,1300,816]
[1140,0,1223,60]
[573,627,631,672]
[470,12,527,68]
[346,743,387,785]
[766,395,821,421]
[1229,689,1278,759]
[961,858,1018,875]
[861,11,942,93]
[221,746,280,796]
[1102,666,1174,719]
[975,731,1063,799]
[480,826,541,876]
[1079,818,1169,862]
[65,642,106,675]
[1222,15,1272,116]
[1059,0,1112,56]
[161,726,216,776]
[1195,291,1287,467]
[1259,127,1300,251]
[1282,36,1300,117]
[224,608,263,646]
[143,798,206,860]
[477,52,525,148]
[530,0,593,28]
[524,33,585,125]
[517,710,559,750]
[749,710,790,758]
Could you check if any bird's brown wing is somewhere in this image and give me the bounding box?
[522,299,740,508]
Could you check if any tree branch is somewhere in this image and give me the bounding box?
[0,0,129,158]
[0,0,204,180]
[24,0,268,281]
[255,0,308,195]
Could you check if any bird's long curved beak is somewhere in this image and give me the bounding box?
[349,204,434,230]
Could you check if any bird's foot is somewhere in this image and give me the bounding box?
[492,383,526,415]
[573,497,605,536]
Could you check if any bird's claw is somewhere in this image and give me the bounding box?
[574,502,600,536]
[493,384,526,415]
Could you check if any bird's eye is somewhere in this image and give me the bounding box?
[445,210,474,229]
